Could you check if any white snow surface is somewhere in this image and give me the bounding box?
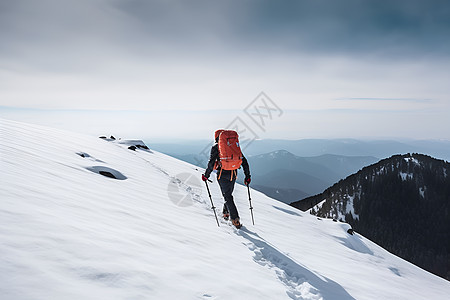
[399,172,413,181]
[404,157,420,165]
[340,195,359,221]
[309,199,327,213]
[1,119,449,300]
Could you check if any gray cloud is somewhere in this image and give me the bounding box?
[2,0,450,71]
[107,0,450,59]
[112,0,450,57]
[235,0,450,57]
[1,0,449,121]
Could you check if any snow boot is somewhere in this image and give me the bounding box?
[232,218,242,229]
[222,205,229,221]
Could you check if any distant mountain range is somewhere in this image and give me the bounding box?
[149,138,450,163]
[291,153,450,281]
[244,139,450,161]
[247,150,378,203]
[149,138,450,204]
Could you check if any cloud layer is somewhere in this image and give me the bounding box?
[1,0,449,138]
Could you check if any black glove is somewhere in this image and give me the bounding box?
[244,175,251,186]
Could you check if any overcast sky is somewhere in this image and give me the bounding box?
[1,0,450,140]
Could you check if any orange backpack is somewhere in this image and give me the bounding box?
[216,130,243,171]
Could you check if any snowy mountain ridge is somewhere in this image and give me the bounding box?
[1,119,449,300]
[293,153,450,281]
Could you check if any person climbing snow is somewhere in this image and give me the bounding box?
[202,129,251,229]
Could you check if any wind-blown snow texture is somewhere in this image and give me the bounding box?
[1,119,449,300]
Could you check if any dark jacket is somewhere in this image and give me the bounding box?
[204,143,250,180]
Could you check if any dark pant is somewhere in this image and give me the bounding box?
[217,175,239,220]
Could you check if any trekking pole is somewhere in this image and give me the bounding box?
[247,185,255,225]
[205,180,220,227]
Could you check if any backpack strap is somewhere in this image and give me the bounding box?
[231,169,236,181]
[218,169,238,181]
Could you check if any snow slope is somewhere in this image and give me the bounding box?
[1,118,449,300]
